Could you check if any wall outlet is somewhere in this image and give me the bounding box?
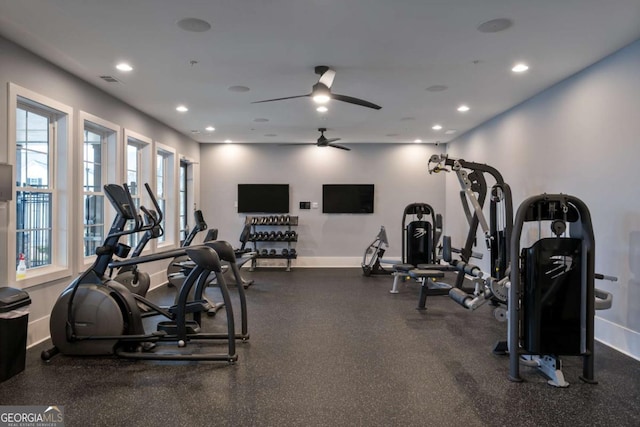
[311,202,319,209]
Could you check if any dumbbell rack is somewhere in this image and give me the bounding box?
[245,215,298,271]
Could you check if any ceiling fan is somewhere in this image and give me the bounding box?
[252,65,382,110]
[283,128,351,151]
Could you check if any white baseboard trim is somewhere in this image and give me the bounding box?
[595,316,640,361]
[149,270,169,290]
[27,315,51,349]
[241,256,363,269]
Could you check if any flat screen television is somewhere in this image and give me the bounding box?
[237,184,289,213]
[322,184,374,214]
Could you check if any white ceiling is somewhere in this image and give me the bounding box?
[1,0,639,145]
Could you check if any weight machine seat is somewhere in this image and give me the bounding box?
[408,269,445,280]
[416,263,457,272]
[392,264,415,273]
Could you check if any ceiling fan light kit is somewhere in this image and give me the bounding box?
[253,65,381,110]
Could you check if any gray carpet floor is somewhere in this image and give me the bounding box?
[1,268,639,426]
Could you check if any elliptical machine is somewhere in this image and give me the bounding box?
[43,183,244,362]
[167,210,208,287]
[361,226,391,276]
[111,207,163,297]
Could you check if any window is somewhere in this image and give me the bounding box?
[15,105,53,268]
[9,83,72,286]
[156,153,167,243]
[82,120,117,257]
[123,130,152,251]
[179,160,189,242]
[155,144,176,247]
[126,141,142,248]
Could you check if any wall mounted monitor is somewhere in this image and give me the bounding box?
[322,184,374,214]
[238,184,289,213]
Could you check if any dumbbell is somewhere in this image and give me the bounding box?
[284,215,290,224]
[248,233,256,241]
[268,231,277,241]
[289,248,296,257]
[281,248,289,257]
[261,249,268,256]
[275,231,284,241]
[269,249,277,256]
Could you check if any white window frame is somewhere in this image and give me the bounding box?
[178,155,198,244]
[77,112,120,267]
[155,143,177,250]
[178,159,189,242]
[123,129,152,253]
[7,83,73,288]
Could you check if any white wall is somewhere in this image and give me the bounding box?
[446,39,640,360]
[199,143,446,266]
[0,36,200,347]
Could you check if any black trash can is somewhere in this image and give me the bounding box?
[0,287,31,383]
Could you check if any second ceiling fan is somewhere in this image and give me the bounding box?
[252,65,382,110]
[283,128,350,151]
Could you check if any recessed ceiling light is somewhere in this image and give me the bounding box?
[512,63,529,73]
[253,118,269,122]
[414,139,422,143]
[316,106,328,113]
[457,105,470,112]
[205,126,215,132]
[426,85,448,92]
[176,105,188,112]
[177,18,212,33]
[445,130,457,135]
[432,124,443,130]
[229,85,250,92]
[477,18,513,33]
[224,139,232,144]
[115,63,133,72]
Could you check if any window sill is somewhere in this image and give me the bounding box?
[14,265,72,289]
[156,241,177,251]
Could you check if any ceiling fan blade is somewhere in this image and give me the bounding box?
[328,143,351,151]
[324,138,341,144]
[318,69,336,88]
[252,94,310,104]
[331,93,382,110]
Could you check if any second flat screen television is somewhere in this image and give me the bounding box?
[322,184,374,214]
[238,184,289,213]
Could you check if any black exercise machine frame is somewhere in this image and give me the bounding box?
[428,155,514,288]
